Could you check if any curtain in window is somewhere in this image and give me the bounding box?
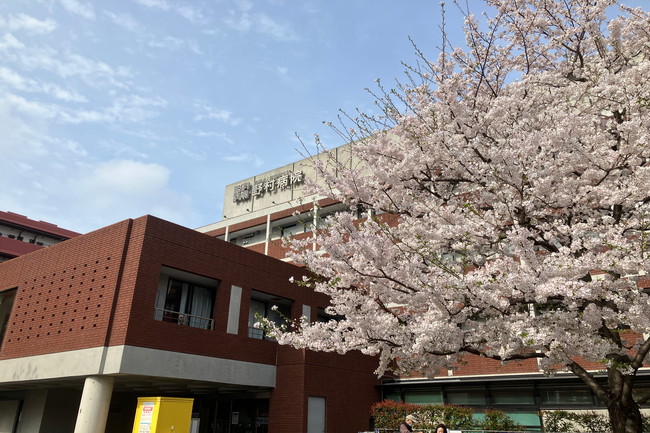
[248,299,266,339]
[189,285,213,329]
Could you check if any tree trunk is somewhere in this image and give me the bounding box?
[608,399,643,433]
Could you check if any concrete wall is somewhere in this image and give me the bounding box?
[221,143,353,220]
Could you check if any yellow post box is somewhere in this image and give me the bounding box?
[132,397,194,433]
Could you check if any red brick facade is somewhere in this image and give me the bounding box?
[0,215,380,433]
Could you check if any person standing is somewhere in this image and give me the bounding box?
[398,414,422,433]
[435,423,448,433]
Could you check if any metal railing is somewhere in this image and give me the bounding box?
[154,308,214,330]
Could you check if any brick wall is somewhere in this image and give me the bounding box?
[0,220,133,359]
[270,346,381,433]
[453,354,540,376]
[0,215,332,364]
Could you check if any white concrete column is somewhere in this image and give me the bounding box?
[264,214,271,255]
[227,285,243,334]
[312,203,318,251]
[73,376,114,433]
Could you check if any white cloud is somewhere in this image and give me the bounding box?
[103,10,203,55]
[62,159,199,232]
[5,93,59,119]
[187,130,234,144]
[0,14,57,34]
[0,66,26,88]
[194,108,233,123]
[60,139,88,157]
[134,0,170,11]
[60,94,167,124]
[193,101,239,126]
[175,4,205,24]
[0,97,51,158]
[90,159,170,194]
[97,139,149,159]
[234,0,253,12]
[256,13,297,41]
[106,94,167,122]
[222,153,264,167]
[2,91,166,125]
[58,0,96,20]
[0,33,25,51]
[0,66,87,102]
[180,147,207,161]
[0,156,198,233]
[0,38,132,88]
[134,0,206,24]
[225,12,298,41]
[103,11,142,33]
[225,13,252,32]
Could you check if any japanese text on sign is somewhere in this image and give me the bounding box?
[233,170,304,203]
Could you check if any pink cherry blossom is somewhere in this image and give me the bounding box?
[265,2,650,432]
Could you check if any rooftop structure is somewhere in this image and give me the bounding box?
[0,211,81,262]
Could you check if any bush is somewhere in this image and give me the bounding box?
[480,409,523,431]
[542,410,610,432]
[371,400,519,431]
[541,410,650,432]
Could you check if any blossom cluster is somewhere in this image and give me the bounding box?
[268,0,650,385]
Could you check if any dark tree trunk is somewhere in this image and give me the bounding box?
[569,361,645,433]
[608,398,642,433]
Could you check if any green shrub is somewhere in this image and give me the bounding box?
[480,409,523,431]
[371,400,519,431]
[542,410,650,432]
[542,410,610,432]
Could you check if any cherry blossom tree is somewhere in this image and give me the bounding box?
[266,1,650,432]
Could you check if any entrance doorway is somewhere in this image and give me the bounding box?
[214,398,269,433]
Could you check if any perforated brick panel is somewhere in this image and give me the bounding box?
[8,257,112,343]
[0,219,131,359]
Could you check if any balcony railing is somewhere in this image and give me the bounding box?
[154,308,214,330]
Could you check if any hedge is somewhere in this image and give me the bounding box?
[370,400,522,431]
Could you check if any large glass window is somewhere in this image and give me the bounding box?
[404,391,443,405]
[0,289,16,348]
[155,268,218,330]
[540,388,594,405]
[248,291,292,340]
[446,389,486,405]
[490,389,535,405]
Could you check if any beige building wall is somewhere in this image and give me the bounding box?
[221,143,352,220]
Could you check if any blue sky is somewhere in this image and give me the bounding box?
[0,0,645,234]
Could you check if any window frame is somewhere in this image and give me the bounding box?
[154,267,218,330]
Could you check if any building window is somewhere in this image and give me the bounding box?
[248,290,292,339]
[446,389,486,405]
[0,289,17,348]
[490,389,535,405]
[154,268,218,330]
[539,388,594,405]
[404,391,444,405]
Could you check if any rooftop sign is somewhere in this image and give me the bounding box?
[233,170,305,203]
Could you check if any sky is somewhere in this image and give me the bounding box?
[0,0,646,234]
